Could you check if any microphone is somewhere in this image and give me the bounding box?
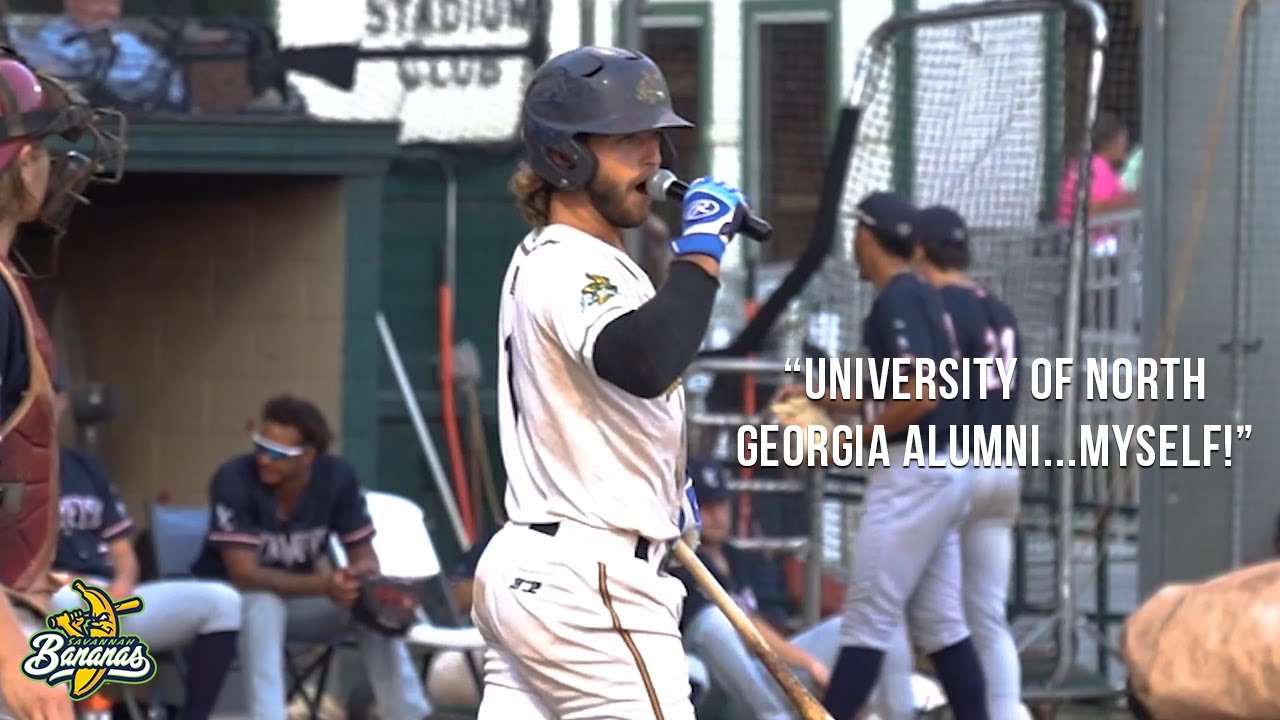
[645,169,774,242]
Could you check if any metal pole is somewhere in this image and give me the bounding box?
[690,357,792,374]
[376,312,469,548]
[617,0,646,50]
[803,467,825,626]
[439,158,458,333]
[1228,1,1255,569]
[583,0,596,46]
[1051,1,1109,687]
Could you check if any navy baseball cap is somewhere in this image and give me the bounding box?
[855,191,916,254]
[688,458,732,504]
[914,205,969,248]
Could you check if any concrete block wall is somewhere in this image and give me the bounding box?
[57,174,348,521]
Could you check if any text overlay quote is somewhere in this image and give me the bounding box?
[741,357,1251,469]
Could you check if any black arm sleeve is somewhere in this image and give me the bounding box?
[592,260,720,399]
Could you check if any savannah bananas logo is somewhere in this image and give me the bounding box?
[21,579,157,700]
[580,273,618,310]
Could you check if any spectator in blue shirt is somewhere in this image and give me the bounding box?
[20,0,188,112]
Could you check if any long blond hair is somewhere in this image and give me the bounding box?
[508,161,554,228]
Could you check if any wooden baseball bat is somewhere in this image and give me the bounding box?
[672,540,834,720]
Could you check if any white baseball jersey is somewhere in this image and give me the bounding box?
[497,223,686,542]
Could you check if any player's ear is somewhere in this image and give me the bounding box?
[548,149,574,170]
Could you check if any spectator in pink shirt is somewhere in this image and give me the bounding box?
[1057,112,1140,221]
[1057,112,1140,255]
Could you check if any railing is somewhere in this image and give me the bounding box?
[684,356,829,627]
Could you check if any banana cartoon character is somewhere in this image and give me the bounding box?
[45,579,143,700]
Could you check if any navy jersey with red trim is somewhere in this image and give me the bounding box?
[939,285,1021,428]
[52,448,134,579]
[861,272,967,444]
[190,453,376,579]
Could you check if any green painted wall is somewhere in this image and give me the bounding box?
[373,152,521,565]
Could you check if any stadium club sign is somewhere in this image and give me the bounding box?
[366,0,536,89]
[278,0,540,144]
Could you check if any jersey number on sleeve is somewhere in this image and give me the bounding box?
[983,327,1017,391]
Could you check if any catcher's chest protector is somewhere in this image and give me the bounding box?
[0,258,58,594]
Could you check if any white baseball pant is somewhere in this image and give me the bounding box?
[50,576,241,652]
[839,444,972,656]
[875,465,1023,720]
[470,520,695,720]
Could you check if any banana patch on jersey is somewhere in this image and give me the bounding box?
[580,273,619,310]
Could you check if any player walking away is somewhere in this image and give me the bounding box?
[0,48,125,720]
[777,192,988,720]
[904,205,1024,720]
[48,377,241,720]
[470,45,753,720]
[190,395,435,720]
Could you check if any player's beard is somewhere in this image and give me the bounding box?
[587,174,648,230]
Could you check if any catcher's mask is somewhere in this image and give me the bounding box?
[0,47,126,277]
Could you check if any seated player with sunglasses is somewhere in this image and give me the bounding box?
[190,395,435,720]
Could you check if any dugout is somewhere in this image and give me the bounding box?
[26,113,526,716]
[36,115,400,526]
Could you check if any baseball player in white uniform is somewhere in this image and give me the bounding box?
[469,45,754,720]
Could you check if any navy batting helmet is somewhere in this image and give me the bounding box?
[520,46,693,190]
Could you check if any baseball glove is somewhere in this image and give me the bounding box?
[770,395,836,453]
[351,574,423,637]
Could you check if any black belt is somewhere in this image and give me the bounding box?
[528,522,653,561]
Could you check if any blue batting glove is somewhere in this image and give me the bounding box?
[678,475,702,551]
[671,177,749,262]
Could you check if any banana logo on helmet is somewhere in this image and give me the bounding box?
[20,579,157,700]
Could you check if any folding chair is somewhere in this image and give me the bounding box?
[146,502,344,720]
[124,503,216,719]
[147,503,211,580]
[329,490,486,699]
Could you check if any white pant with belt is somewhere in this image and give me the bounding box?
[471,520,695,720]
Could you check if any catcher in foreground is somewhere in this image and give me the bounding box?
[0,43,126,720]
[188,396,436,720]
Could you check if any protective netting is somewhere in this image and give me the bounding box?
[276,0,549,146]
[1094,0,1142,148]
[797,12,1073,440]
[758,22,832,263]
